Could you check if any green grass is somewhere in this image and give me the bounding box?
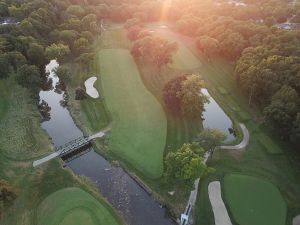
[37,187,120,225]
[160,30,300,225]
[0,75,123,225]
[259,134,283,154]
[0,76,52,160]
[156,31,201,70]
[98,49,167,178]
[223,174,287,225]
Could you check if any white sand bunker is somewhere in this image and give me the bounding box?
[208,181,232,225]
[84,76,99,98]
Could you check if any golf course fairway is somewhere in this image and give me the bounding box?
[223,174,286,225]
[98,49,167,178]
[37,188,121,225]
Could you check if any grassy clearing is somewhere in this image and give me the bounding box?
[37,187,120,225]
[98,49,167,178]
[223,174,286,225]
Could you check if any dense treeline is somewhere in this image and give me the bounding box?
[0,0,101,95]
[0,0,299,145]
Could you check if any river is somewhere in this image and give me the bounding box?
[39,60,236,225]
[39,60,176,225]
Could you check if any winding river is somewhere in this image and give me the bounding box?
[39,60,235,225]
[39,60,176,225]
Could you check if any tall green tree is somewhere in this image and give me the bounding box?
[264,85,300,137]
[195,128,226,157]
[16,64,42,92]
[45,43,70,62]
[165,143,212,185]
[27,43,45,67]
[177,74,209,118]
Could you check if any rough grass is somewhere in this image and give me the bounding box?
[98,49,167,178]
[0,77,52,160]
[258,134,283,154]
[223,174,287,225]
[0,75,123,225]
[37,187,120,225]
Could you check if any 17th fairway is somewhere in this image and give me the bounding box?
[98,49,167,178]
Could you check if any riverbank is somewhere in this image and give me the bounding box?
[0,77,124,225]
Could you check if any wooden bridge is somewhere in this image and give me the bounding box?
[33,130,108,167]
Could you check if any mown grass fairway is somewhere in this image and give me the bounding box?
[98,49,167,178]
[37,188,120,225]
[223,174,286,225]
[156,30,201,70]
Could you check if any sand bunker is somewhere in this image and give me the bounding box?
[85,76,99,98]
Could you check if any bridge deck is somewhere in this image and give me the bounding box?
[32,131,107,167]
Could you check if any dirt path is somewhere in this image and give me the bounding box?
[220,123,249,150]
[208,181,233,225]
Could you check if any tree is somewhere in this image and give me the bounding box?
[45,43,70,61]
[290,113,300,146]
[81,31,94,43]
[59,30,77,45]
[165,143,212,185]
[16,64,42,92]
[0,2,9,17]
[6,51,27,70]
[177,74,209,118]
[163,75,187,114]
[75,87,87,100]
[19,19,35,36]
[195,128,226,157]
[220,32,246,59]
[127,25,143,41]
[0,54,10,79]
[264,85,300,137]
[27,43,45,67]
[131,36,178,69]
[55,65,71,82]
[66,5,85,18]
[196,36,220,57]
[73,37,89,54]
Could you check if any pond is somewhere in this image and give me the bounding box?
[202,89,236,142]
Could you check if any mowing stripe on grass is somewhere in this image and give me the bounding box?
[98,49,167,178]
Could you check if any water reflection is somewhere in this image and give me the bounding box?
[202,89,236,142]
[39,60,175,225]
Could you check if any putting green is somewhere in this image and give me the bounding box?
[223,174,286,225]
[98,49,167,178]
[37,188,121,225]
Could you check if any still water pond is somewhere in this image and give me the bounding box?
[202,89,236,142]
